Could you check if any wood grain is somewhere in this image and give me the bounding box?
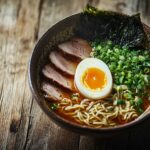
[0,0,150,150]
[0,0,41,149]
[24,0,87,149]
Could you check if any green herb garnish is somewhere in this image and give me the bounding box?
[129,97,143,113]
[50,103,58,110]
[114,99,125,105]
[91,40,150,95]
[91,40,150,112]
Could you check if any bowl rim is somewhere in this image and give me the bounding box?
[28,12,150,133]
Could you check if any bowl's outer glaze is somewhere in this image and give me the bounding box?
[28,13,150,137]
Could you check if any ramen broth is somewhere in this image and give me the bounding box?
[41,37,150,128]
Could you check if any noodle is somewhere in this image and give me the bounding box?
[58,97,138,127]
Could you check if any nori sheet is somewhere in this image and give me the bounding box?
[75,5,148,48]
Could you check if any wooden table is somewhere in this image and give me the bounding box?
[0,0,150,149]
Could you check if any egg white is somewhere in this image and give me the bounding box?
[74,58,113,99]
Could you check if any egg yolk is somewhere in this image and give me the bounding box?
[82,68,107,90]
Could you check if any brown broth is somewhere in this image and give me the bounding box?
[142,99,150,110]
[55,109,85,125]
[41,37,150,127]
[49,97,150,127]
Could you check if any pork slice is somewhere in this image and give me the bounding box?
[42,64,74,91]
[49,50,77,76]
[58,38,92,59]
[42,82,63,101]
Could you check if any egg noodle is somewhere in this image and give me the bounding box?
[58,93,138,127]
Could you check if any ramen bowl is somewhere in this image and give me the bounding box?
[28,13,150,137]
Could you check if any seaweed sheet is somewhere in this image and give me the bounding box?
[75,5,149,48]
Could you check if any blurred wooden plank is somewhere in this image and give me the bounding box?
[105,133,130,150]
[38,0,89,38]
[79,136,107,150]
[25,0,88,149]
[0,0,41,149]
[127,121,150,150]
[0,0,149,149]
[97,0,150,25]
[0,0,22,149]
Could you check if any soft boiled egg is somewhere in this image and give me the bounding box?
[74,58,112,99]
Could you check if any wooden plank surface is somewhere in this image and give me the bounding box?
[0,0,41,149]
[0,0,150,150]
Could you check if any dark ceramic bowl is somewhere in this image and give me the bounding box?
[28,13,150,137]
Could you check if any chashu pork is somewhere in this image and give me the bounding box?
[49,50,77,76]
[58,38,92,59]
[42,82,64,101]
[42,64,74,91]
